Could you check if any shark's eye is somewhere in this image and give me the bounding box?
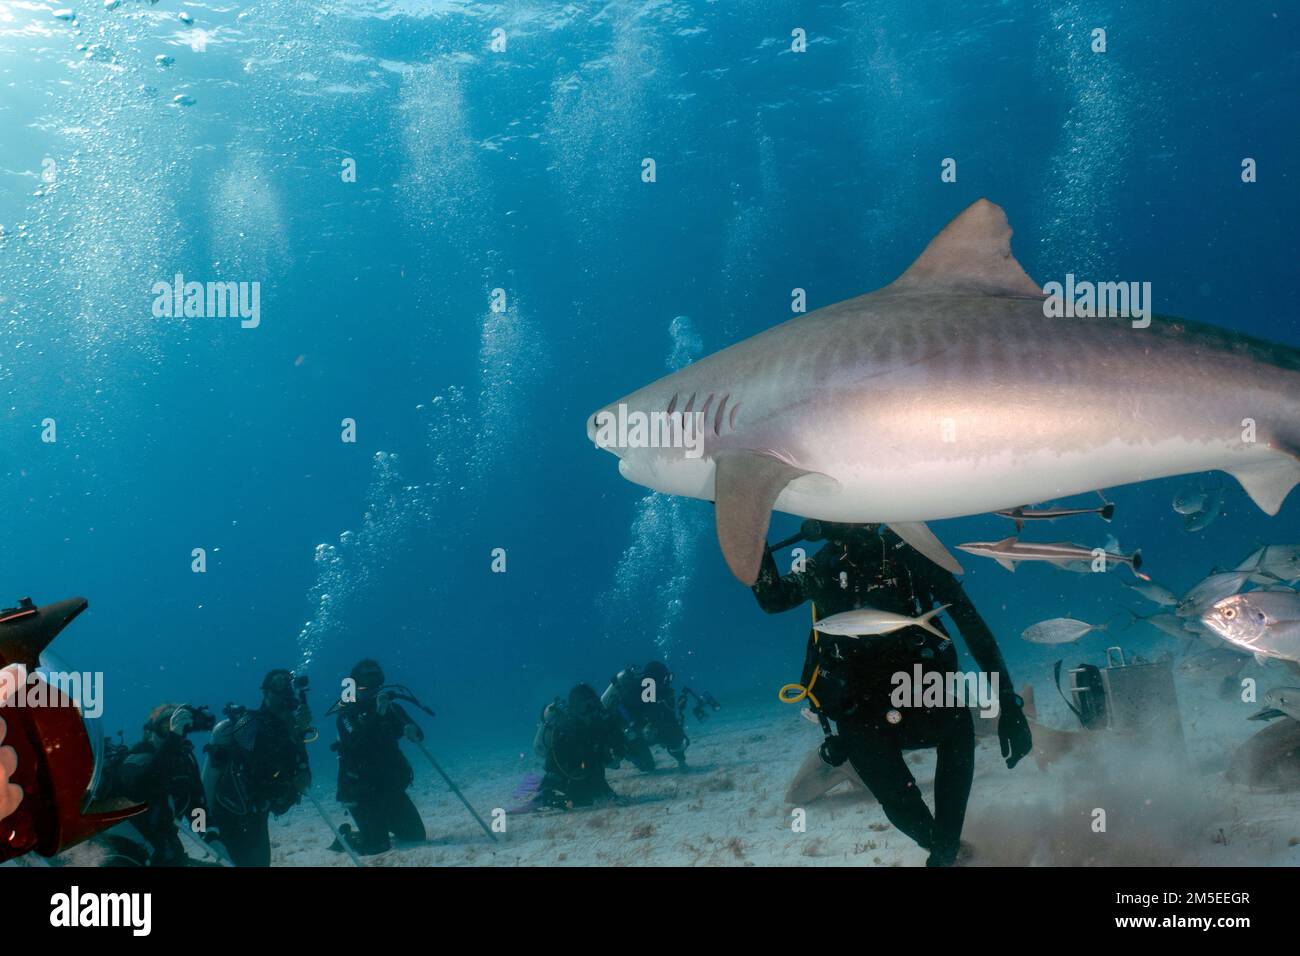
[1223,607,1237,619]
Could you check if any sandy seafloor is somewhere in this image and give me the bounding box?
[45,663,1300,868]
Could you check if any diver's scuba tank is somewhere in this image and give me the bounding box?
[202,709,254,816]
[0,597,145,862]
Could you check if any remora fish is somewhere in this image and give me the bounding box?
[955,536,1142,575]
[587,199,1300,585]
[995,496,1115,532]
[812,603,950,641]
[1201,591,1300,665]
[1020,617,1106,645]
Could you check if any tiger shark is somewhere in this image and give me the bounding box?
[586,199,1300,585]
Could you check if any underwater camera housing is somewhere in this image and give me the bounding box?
[1062,646,1188,760]
[0,597,144,862]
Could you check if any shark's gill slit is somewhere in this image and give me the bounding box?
[684,393,696,413]
[714,394,729,435]
[700,393,714,423]
[666,393,678,414]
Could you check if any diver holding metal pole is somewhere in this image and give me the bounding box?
[291,675,367,867]
[376,684,497,842]
[329,660,496,853]
[307,790,365,867]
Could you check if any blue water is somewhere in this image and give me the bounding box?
[0,0,1297,781]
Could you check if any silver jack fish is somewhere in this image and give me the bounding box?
[812,604,950,641]
[1020,617,1107,645]
[1201,591,1300,666]
[587,200,1300,585]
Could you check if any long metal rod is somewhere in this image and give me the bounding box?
[306,791,366,867]
[414,741,497,843]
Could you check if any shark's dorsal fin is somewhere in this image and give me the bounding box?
[886,199,1042,298]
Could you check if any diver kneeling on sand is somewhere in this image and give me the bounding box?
[533,683,626,809]
[327,659,428,856]
[98,702,220,866]
[201,669,313,867]
[753,521,1032,867]
[600,660,690,771]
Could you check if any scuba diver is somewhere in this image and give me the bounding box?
[104,702,215,866]
[329,659,427,856]
[753,521,1032,867]
[600,661,689,771]
[201,669,313,866]
[533,683,625,808]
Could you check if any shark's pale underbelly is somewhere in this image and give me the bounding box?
[774,436,1259,522]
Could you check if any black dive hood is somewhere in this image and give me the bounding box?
[0,596,144,861]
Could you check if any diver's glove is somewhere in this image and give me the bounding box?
[403,723,424,743]
[997,694,1032,769]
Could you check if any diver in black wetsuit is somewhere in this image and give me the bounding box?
[114,703,212,866]
[201,670,312,867]
[752,521,1031,867]
[331,659,427,855]
[600,661,689,771]
[534,683,625,808]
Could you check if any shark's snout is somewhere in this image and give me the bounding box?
[587,405,623,458]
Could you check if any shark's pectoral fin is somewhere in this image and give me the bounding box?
[713,450,816,585]
[995,558,1018,573]
[889,521,964,575]
[1227,458,1300,516]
